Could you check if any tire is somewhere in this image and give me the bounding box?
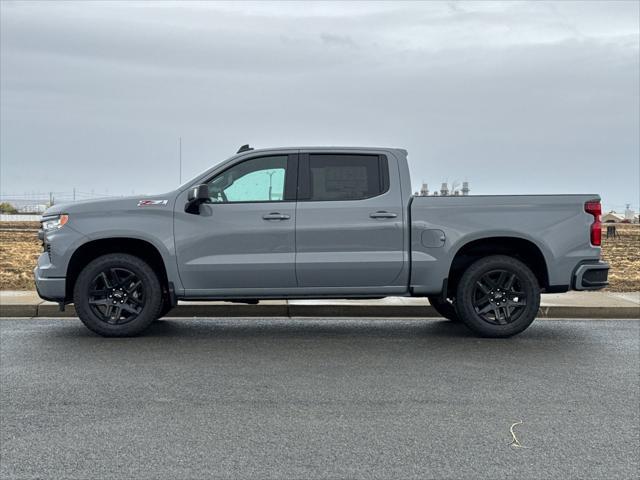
[455,255,540,338]
[155,297,174,320]
[427,296,460,322]
[73,253,163,337]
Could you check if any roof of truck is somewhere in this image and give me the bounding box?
[234,145,408,156]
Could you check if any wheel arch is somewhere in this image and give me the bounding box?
[446,236,549,297]
[65,237,169,301]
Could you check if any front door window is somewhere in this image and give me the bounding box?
[207,155,287,203]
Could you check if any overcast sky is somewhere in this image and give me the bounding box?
[1,1,638,210]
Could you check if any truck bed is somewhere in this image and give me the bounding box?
[409,194,601,294]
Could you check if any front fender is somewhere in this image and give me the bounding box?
[67,210,182,293]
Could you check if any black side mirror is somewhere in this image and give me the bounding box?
[185,184,209,214]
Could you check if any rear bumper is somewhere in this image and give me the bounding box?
[573,261,609,290]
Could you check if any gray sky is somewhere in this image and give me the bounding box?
[1,0,638,211]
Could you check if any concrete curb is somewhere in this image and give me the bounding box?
[1,303,638,319]
[0,305,39,317]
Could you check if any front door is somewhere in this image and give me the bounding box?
[175,153,298,294]
[294,152,405,290]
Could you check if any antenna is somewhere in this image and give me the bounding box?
[237,144,253,154]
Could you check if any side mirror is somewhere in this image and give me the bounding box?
[185,184,209,214]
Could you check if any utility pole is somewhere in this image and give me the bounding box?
[179,137,182,184]
[266,170,276,200]
[73,187,76,202]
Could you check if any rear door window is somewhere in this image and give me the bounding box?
[300,154,389,201]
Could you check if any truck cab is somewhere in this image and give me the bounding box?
[175,147,409,297]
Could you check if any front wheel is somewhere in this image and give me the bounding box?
[73,254,162,337]
[455,255,540,338]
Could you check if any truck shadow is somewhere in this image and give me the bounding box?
[145,317,476,339]
[36,317,612,362]
[138,317,597,344]
[42,317,606,346]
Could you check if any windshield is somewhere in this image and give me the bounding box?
[176,153,240,191]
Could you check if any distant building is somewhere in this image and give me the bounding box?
[415,181,471,196]
[18,204,47,214]
[602,211,625,223]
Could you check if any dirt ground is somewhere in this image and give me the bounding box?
[599,223,640,292]
[0,222,41,291]
[0,221,638,292]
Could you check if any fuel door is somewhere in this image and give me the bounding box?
[421,229,446,248]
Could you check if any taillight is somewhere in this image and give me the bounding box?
[585,200,602,246]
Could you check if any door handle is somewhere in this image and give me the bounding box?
[262,212,290,221]
[369,211,397,219]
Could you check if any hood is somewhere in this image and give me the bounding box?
[42,193,177,217]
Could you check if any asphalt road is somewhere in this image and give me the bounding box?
[1,317,638,480]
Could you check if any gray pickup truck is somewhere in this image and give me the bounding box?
[35,145,609,338]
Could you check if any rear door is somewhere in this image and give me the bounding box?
[294,151,405,290]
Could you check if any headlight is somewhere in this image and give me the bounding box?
[41,214,69,231]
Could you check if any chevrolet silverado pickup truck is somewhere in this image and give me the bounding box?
[35,145,609,338]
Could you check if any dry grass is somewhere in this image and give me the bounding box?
[600,223,640,292]
[0,221,638,291]
[0,222,41,291]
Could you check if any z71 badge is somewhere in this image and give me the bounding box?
[137,199,168,207]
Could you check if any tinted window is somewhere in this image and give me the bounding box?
[306,154,385,201]
[207,155,287,203]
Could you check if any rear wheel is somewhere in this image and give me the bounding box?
[73,254,162,337]
[455,255,540,338]
[427,296,459,322]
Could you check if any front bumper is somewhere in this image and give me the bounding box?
[573,261,609,290]
[34,253,66,301]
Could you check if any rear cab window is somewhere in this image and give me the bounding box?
[298,153,389,201]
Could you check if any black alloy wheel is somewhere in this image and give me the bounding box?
[471,269,527,325]
[73,253,162,337]
[88,267,145,324]
[455,255,541,338]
